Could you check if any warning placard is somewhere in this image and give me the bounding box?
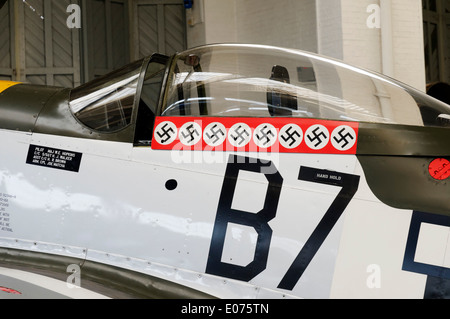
[26,144,82,172]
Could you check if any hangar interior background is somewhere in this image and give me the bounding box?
[0,0,186,87]
[0,0,448,92]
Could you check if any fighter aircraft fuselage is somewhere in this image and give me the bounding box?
[0,44,450,299]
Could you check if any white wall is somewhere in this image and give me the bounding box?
[187,0,317,52]
[317,0,425,91]
[316,0,344,60]
[186,0,426,91]
[234,0,317,52]
[390,0,426,91]
[340,0,383,74]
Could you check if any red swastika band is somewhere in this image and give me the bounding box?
[152,117,359,154]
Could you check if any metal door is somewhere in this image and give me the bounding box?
[82,0,129,81]
[5,0,82,87]
[132,0,186,60]
[0,2,15,81]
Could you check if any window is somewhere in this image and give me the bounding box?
[134,55,169,145]
[69,59,144,132]
[422,0,450,84]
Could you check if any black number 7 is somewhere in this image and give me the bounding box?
[277,166,360,290]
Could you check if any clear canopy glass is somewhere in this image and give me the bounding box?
[162,44,450,128]
[69,59,144,132]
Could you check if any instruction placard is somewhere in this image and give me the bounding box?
[26,144,82,172]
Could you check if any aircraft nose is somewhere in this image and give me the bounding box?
[0,82,62,133]
[0,81,20,93]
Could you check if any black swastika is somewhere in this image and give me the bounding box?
[205,124,225,144]
[181,124,200,143]
[281,126,302,147]
[307,127,328,148]
[256,125,275,146]
[231,125,250,146]
[157,123,175,144]
[333,127,355,149]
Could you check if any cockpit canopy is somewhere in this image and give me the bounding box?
[163,44,450,127]
[69,44,450,135]
[69,59,144,133]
